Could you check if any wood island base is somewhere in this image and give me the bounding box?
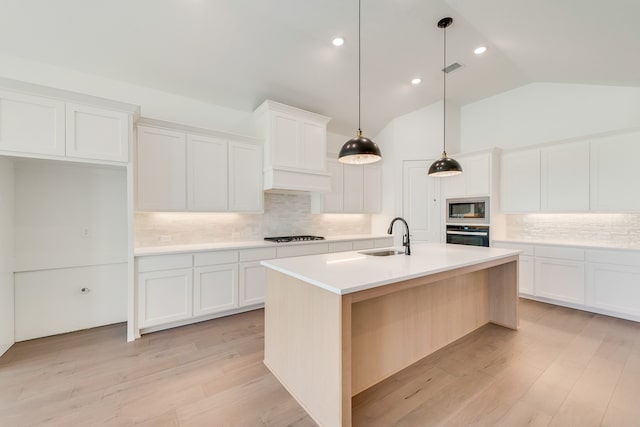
[264,255,519,427]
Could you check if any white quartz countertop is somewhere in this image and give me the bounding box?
[260,243,521,295]
[134,234,392,256]
[493,239,640,252]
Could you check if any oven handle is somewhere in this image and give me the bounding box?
[446,231,489,236]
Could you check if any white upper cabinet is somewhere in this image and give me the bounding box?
[363,164,381,213]
[187,134,228,211]
[541,142,590,212]
[321,158,344,212]
[65,103,129,162]
[255,100,331,192]
[442,152,491,198]
[590,131,640,212]
[229,141,263,212]
[137,126,187,211]
[136,122,262,213]
[501,148,541,213]
[0,90,65,156]
[343,164,364,213]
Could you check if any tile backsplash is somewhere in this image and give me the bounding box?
[135,193,372,247]
[506,213,640,247]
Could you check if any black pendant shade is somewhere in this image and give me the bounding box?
[428,152,463,177]
[338,130,382,165]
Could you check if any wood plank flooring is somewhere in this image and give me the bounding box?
[1,299,639,426]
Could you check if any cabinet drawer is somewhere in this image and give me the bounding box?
[328,241,353,253]
[353,240,374,250]
[240,247,277,262]
[137,254,192,272]
[586,249,640,267]
[493,241,534,256]
[277,243,329,258]
[374,237,394,248]
[194,250,238,267]
[535,245,584,261]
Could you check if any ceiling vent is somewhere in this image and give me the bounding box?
[443,62,464,74]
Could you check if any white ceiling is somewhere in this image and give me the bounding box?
[0,0,638,136]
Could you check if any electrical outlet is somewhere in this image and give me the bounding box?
[81,227,90,238]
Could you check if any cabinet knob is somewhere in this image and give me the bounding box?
[80,287,90,294]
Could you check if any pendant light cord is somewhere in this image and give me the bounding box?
[358,0,361,133]
[442,22,447,155]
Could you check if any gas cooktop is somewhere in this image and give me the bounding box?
[264,235,325,243]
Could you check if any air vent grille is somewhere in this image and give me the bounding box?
[443,62,463,74]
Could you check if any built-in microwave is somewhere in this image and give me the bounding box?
[446,197,490,225]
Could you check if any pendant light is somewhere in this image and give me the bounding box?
[338,0,382,165]
[428,17,462,177]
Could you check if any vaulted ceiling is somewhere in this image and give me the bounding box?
[0,0,637,135]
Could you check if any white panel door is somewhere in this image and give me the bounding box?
[193,264,238,316]
[343,164,364,212]
[322,158,344,212]
[229,141,263,212]
[136,126,187,211]
[590,131,640,212]
[403,160,440,242]
[586,263,640,318]
[519,255,534,296]
[65,103,129,162]
[138,268,193,328]
[535,258,585,304]
[363,164,381,213]
[187,134,228,211]
[541,142,590,212]
[239,261,267,306]
[0,90,65,156]
[501,149,541,213]
[271,112,298,168]
[300,121,325,172]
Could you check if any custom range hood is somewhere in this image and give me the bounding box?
[254,100,331,193]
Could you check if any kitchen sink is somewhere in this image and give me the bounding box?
[358,249,405,256]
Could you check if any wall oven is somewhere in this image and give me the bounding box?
[446,225,490,247]
[446,197,490,225]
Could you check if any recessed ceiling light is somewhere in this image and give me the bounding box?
[474,46,487,55]
[411,78,422,85]
[332,37,345,47]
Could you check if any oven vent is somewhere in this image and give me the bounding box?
[443,62,464,74]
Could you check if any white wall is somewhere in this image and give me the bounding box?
[461,82,640,152]
[0,53,254,135]
[0,157,14,356]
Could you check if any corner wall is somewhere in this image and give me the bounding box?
[0,157,14,356]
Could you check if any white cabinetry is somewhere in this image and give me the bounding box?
[238,247,277,307]
[590,131,640,212]
[541,142,590,212]
[534,246,585,305]
[65,103,129,162]
[255,100,331,192]
[442,151,491,198]
[138,268,193,328]
[492,241,534,295]
[311,158,381,213]
[0,90,65,156]
[193,264,238,316]
[402,160,440,242]
[501,148,540,213]
[136,122,263,212]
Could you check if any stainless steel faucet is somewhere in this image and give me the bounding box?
[387,217,411,255]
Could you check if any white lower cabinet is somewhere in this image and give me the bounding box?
[535,257,585,304]
[586,263,640,318]
[239,261,267,306]
[193,264,238,316]
[519,256,535,295]
[138,268,193,328]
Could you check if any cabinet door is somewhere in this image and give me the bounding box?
[363,164,381,213]
[463,153,491,196]
[590,131,640,212]
[193,264,238,316]
[229,141,263,212]
[343,164,364,212]
[239,261,267,306]
[271,112,298,168]
[187,134,228,211]
[299,120,325,172]
[535,258,585,304]
[322,158,344,212]
[501,149,541,213]
[519,255,534,295]
[0,90,65,156]
[586,263,640,318]
[136,126,187,211]
[65,103,129,162]
[541,142,590,212]
[403,160,440,242]
[138,268,193,328]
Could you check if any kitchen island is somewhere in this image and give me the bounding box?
[261,243,521,427]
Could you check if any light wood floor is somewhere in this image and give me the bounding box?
[1,299,639,426]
